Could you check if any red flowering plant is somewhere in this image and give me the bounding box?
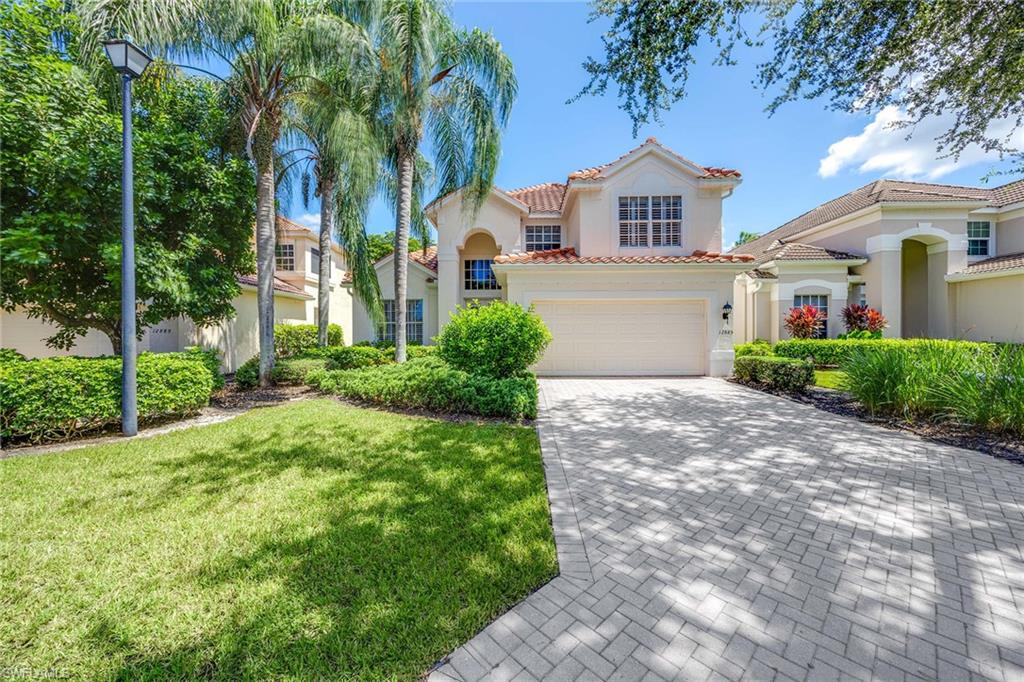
[783,305,826,339]
[840,304,887,338]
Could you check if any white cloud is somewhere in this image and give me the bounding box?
[818,105,1023,180]
[291,212,321,231]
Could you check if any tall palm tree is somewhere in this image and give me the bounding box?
[76,0,370,385]
[283,70,382,345]
[370,0,516,361]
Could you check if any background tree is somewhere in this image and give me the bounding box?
[77,0,371,385]
[0,1,254,353]
[366,232,430,263]
[370,0,516,362]
[577,0,1024,172]
[732,230,760,248]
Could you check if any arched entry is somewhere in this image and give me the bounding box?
[899,233,952,338]
[459,231,501,303]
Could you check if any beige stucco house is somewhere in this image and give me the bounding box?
[1,217,354,372]
[731,179,1024,344]
[361,138,754,376]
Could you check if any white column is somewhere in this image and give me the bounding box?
[436,250,459,332]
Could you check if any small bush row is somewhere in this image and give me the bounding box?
[235,345,403,388]
[1,353,217,442]
[306,357,538,420]
[844,341,1024,434]
[733,356,815,393]
[274,323,344,357]
[734,340,772,358]
[773,338,996,367]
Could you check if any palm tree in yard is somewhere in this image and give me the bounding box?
[370,0,516,362]
[76,0,371,384]
[283,71,383,345]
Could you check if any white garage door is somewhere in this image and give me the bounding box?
[532,300,706,375]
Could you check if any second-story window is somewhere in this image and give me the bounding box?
[619,195,682,247]
[275,244,295,271]
[311,247,329,273]
[967,221,991,256]
[464,259,499,290]
[525,225,561,251]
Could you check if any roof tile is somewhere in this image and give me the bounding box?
[493,247,754,265]
[956,251,1024,276]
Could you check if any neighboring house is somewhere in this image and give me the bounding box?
[731,179,1024,343]
[361,138,754,376]
[0,216,354,372]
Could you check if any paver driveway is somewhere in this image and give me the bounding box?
[430,378,1024,682]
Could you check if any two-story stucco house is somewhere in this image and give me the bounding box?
[730,179,1024,344]
[354,138,754,376]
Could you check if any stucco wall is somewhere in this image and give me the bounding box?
[952,275,1024,342]
[997,213,1024,255]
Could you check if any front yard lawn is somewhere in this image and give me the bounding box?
[814,369,846,390]
[0,400,556,680]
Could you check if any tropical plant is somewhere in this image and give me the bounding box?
[369,0,517,362]
[76,0,372,385]
[732,230,760,248]
[841,304,887,336]
[783,305,826,340]
[366,231,430,262]
[1,2,254,353]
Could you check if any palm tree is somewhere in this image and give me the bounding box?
[370,0,516,361]
[282,70,382,345]
[76,0,370,385]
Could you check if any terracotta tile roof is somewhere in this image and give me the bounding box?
[734,178,1024,259]
[956,251,1024,276]
[342,246,438,284]
[754,242,864,266]
[745,269,778,280]
[236,273,307,295]
[493,247,754,265]
[276,214,315,235]
[504,183,566,212]
[566,137,741,182]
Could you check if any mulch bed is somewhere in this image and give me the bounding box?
[730,380,1024,466]
[210,381,314,409]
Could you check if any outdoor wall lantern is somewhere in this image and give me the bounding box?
[722,302,733,321]
[103,37,152,436]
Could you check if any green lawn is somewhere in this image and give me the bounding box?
[0,400,556,680]
[814,369,847,390]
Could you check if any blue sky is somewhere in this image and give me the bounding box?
[253,2,1022,247]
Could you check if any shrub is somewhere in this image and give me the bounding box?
[317,346,392,370]
[733,356,814,392]
[841,304,887,336]
[307,356,538,420]
[271,357,329,385]
[438,301,551,378]
[783,305,826,339]
[163,346,224,390]
[774,338,997,368]
[838,329,882,340]
[0,348,26,363]
[234,356,260,389]
[274,323,343,357]
[735,341,773,358]
[1,353,215,442]
[235,346,392,389]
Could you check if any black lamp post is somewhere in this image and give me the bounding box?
[103,37,152,436]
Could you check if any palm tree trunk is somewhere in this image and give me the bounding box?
[393,152,414,363]
[317,178,334,346]
[255,159,277,386]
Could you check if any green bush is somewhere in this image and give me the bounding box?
[0,348,26,363]
[235,346,392,389]
[307,357,538,420]
[318,346,392,370]
[438,301,551,378]
[234,356,260,389]
[162,346,224,390]
[271,357,329,385]
[733,356,814,392]
[843,340,1024,434]
[774,338,996,367]
[1,353,215,442]
[735,341,773,358]
[274,323,344,357]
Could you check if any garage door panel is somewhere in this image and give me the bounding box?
[533,300,706,375]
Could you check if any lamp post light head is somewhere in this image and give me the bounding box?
[103,38,153,78]
[722,302,733,321]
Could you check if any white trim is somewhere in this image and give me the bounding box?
[866,223,968,253]
[945,267,1024,283]
[759,257,867,269]
[770,278,848,302]
[238,283,313,301]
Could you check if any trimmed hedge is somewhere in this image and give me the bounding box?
[1,353,216,442]
[235,346,392,389]
[307,356,538,420]
[773,338,997,367]
[733,356,814,393]
[735,340,773,358]
[164,346,224,390]
[274,323,344,357]
[1,348,26,363]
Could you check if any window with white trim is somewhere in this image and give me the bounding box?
[855,283,867,307]
[525,225,561,251]
[381,299,424,344]
[794,294,829,339]
[464,259,499,290]
[275,243,294,271]
[651,195,682,246]
[967,221,991,256]
[618,195,682,247]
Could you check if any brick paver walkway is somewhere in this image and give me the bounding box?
[430,378,1024,681]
